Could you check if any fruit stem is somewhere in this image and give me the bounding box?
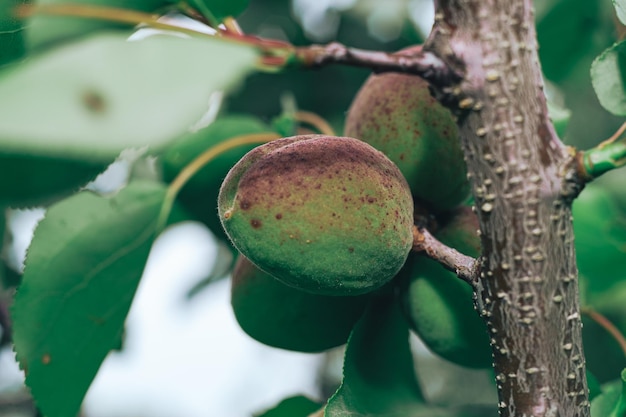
[581,307,626,359]
[156,132,280,232]
[293,111,336,136]
[411,225,477,286]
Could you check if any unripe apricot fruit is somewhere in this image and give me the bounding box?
[218,135,414,296]
[402,206,492,368]
[345,59,470,211]
[231,256,371,352]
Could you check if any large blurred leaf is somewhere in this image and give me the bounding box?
[0,0,27,66]
[325,295,426,417]
[591,370,626,417]
[591,41,626,116]
[11,181,167,417]
[255,395,321,417]
[0,32,258,162]
[189,0,248,23]
[537,0,600,83]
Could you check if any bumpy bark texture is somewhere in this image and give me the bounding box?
[424,1,589,416]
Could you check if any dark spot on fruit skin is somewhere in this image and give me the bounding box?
[240,200,251,210]
[251,219,262,229]
[348,247,354,253]
[275,213,282,220]
[367,197,376,203]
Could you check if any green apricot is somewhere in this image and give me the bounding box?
[402,207,492,368]
[231,256,371,352]
[218,135,414,296]
[0,153,108,207]
[344,69,470,211]
[160,116,269,243]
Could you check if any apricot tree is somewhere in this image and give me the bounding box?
[1,1,626,417]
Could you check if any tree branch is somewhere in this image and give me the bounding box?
[291,43,462,90]
[411,225,477,286]
[425,1,590,416]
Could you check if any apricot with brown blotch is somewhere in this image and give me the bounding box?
[218,135,414,296]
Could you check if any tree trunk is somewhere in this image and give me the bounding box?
[425,1,589,416]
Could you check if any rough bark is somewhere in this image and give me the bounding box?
[424,1,589,416]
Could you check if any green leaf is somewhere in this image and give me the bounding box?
[614,1,626,26]
[188,0,248,23]
[255,395,322,417]
[325,295,426,417]
[591,41,626,116]
[11,180,167,417]
[0,0,27,66]
[591,369,626,417]
[0,32,258,162]
[26,0,169,50]
[0,153,109,207]
[537,0,600,83]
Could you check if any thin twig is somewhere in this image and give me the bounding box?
[293,42,461,90]
[411,225,477,286]
[598,121,626,149]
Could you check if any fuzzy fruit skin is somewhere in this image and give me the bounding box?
[402,206,492,368]
[231,256,370,352]
[344,71,470,211]
[218,135,414,296]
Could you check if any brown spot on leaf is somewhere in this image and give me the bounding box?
[83,90,106,113]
